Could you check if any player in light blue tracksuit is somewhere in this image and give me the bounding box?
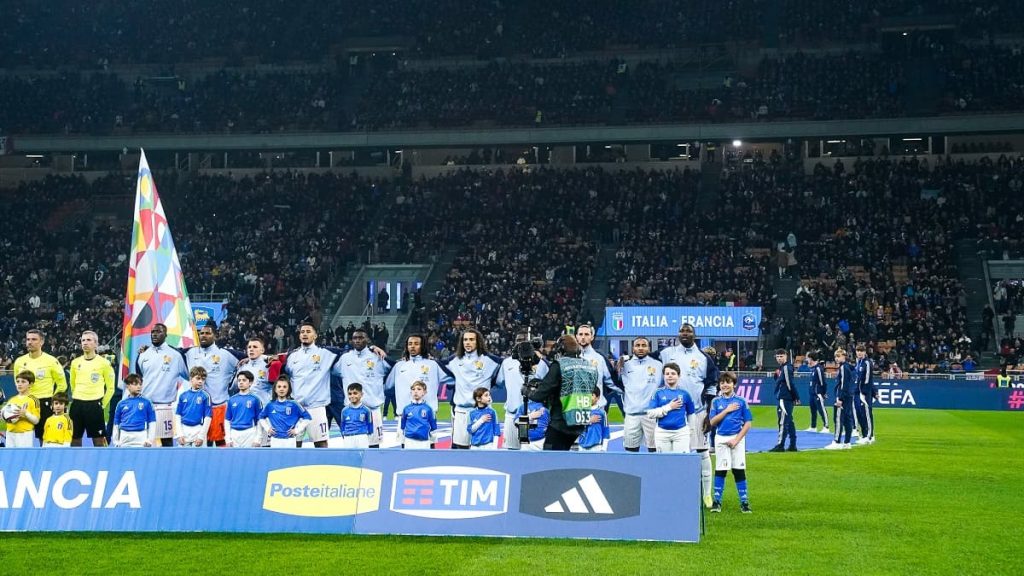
[439,329,503,449]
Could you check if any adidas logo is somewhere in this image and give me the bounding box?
[520,469,641,521]
[543,474,613,514]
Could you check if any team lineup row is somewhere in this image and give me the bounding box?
[2,321,880,508]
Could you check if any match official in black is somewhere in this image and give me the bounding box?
[529,334,599,450]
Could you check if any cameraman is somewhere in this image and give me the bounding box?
[529,334,599,450]
[496,330,548,450]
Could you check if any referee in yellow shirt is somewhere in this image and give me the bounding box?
[69,330,115,447]
[12,328,68,441]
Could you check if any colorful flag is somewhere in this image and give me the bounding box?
[120,149,198,379]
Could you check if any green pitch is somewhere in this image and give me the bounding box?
[7,407,1023,576]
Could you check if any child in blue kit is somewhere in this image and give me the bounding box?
[112,373,157,447]
[175,366,212,447]
[708,372,753,514]
[259,375,311,448]
[225,370,264,447]
[341,383,374,448]
[577,389,610,452]
[468,387,500,449]
[647,363,696,453]
[400,380,437,449]
[512,398,549,451]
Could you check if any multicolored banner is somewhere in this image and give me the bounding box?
[120,150,197,379]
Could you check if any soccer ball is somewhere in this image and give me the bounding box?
[1,403,20,423]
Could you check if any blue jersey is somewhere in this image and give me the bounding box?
[400,402,437,441]
[259,399,311,439]
[283,344,344,409]
[620,355,663,414]
[176,388,212,426]
[496,357,549,414]
[235,356,273,405]
[225,392,263,431]
[339,348,391,409]
[135,344,188,404]
[184,344,242,405]
[774,362,799,402]
[341,404,374,437]
[440,352,502,407]
[513,400,549,442]
[577,408,610,449]
[467,406,501,446]
[710,395,753,436]
[113,395,157,432]
[810,364,827,396]
[835,362,856,400]
[387,355,444,413]
[856,358,874,396]
[649,387,696,430]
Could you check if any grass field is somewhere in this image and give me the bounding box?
[6,406,1023,576]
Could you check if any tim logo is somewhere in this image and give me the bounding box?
[612,312,624,331]
[742,314,756,331]
[520,470,641,521]
[390,466,509,519]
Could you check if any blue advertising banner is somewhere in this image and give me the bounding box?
[735,374,1024,411]
[601,306,762,338]
[191,301,227,327]
[0,449,701,542]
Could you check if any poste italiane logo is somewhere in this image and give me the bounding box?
[263,465,381,517]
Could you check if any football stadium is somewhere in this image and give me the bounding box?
[1,1,1023,574]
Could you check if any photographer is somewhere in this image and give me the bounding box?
[529,334,599,450]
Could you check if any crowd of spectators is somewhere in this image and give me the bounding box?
[0,175,127,367]
[4,0,1021,68]
[606,168,774,314]
[625,51,904,125]
[398,167,633,354]
[0,0,758,68]
[0,171,390,368]
[715,153,977,371]
[0,70,347,135]
[939,44,1024,114]
[959,153,1024,259]
[355,61,620,129]
[4,43,1024,135]
[3,152,1023,372]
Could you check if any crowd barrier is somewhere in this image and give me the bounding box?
[0,448,702,542]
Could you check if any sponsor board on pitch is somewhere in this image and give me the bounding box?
[0,449,701,542]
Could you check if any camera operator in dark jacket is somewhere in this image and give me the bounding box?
[529,334,600,450]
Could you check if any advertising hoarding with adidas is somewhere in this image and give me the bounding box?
[519,469,641,521]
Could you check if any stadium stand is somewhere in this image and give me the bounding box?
[0,171,385,365]
[4,43,1024,134]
